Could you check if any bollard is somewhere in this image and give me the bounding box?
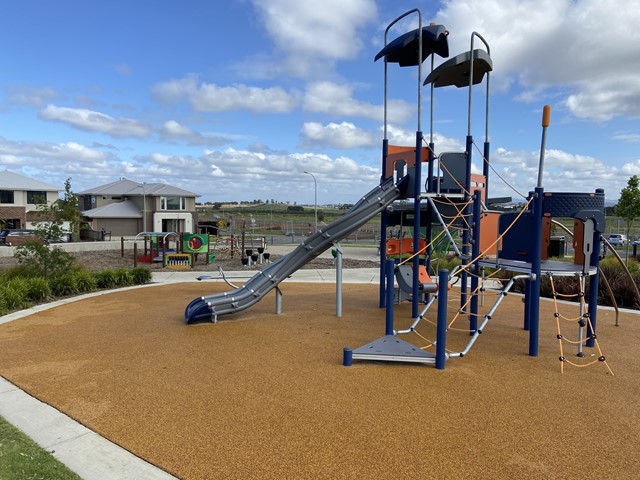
[343,347,353,366]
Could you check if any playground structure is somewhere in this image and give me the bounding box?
[127,231,218,269]
[345,9,610,372]
[185,8,614,373]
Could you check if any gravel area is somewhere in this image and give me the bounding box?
[0,247,379,273]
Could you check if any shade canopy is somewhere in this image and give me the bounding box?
[424,49,493,88]
[374,25,449,66]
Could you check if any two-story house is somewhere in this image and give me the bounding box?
[78,178,200,236]
[0,170,60,230]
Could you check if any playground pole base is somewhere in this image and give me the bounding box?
[351,335,436,364]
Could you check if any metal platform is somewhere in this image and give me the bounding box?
[352,335,436,364]
[478,257,597,276]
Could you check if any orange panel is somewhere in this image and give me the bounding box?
[417,265,433,284]
[384,145,431,178]
[470,174,487,203]
[479,211,500,256]
[385,238,427,257]
[573,219,585,266]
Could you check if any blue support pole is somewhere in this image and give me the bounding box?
[586,229,601,347]
[436,269,449,369]
[385,258,395,335]
[528,187,544,356]
[379,139,389,308]
[411,132,423,319]
[470,190,482,333]
[460,135,473,315]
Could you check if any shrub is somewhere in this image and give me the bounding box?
[131,267,152,285]
[74,270,97,293]
[113,268,133,287]
[24,277,52,302]
[0,295,8,316]
[0,265,42,280]
[49,274,78,297]
[14,243,76,279]
[0,283,30,311]
[95,270,117,289]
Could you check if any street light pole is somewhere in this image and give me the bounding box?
[303,171,317,233]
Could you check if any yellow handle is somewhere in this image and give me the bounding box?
[542,105,551,127]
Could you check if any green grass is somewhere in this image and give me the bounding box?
[0,415,81,480]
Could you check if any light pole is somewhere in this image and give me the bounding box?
[303,171,317,233]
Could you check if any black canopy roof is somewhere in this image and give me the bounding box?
[374,25,449,66]
[424,49,493,88]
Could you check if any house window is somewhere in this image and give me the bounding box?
[27,191,47,204]
[161,196,186,211]
[0,190,14,204]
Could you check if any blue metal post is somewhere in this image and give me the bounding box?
[379,139,389,308]
[470,190,482,333]
[528,187,544,356]
[412,132,423,319]
[343,347,353,366]
[460,135,473,314]
[385,258,395,335]
[436,269,449,369]
[586,229,601,347]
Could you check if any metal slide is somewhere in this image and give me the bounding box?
[185,176,407,323]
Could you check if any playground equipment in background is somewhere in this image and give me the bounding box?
[185,7,619,374]
[128,232,217,269]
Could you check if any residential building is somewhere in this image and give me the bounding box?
[78,178,200,236]
[0,170,60,229]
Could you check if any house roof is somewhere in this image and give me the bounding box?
[77,178,199,197]
[0,170,60,191]
[81,200,142,219]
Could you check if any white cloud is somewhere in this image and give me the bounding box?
[5,86,62,107]
[301,122,373,149]
[304,81,412,123]
[127,146,380,203]
[435,0,640,121]
[0,137,105,162]
[250,0,377,77]
[488,146,624,200]
[39,105,151,137]
[385,125,465,154]
[152,76,301,113]
[159,120,237,147]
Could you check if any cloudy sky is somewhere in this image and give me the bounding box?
[1,0,639,205]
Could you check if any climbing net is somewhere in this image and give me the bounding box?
[549,274,613,375]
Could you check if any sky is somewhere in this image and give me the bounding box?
[1,0,639,207]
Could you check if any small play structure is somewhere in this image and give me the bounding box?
[185,8,615,374]
[128,232,215,269]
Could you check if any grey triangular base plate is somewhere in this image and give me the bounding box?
[352,335,436,364]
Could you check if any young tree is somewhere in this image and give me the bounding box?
[615,175,640,262]
[15,178,79,277]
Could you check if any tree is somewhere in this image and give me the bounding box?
[14,178,79,278]
[615,175,640,262]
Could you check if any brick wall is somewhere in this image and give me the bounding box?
[0,206,27,228]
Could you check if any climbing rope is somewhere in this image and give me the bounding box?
[549,275,613,375]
